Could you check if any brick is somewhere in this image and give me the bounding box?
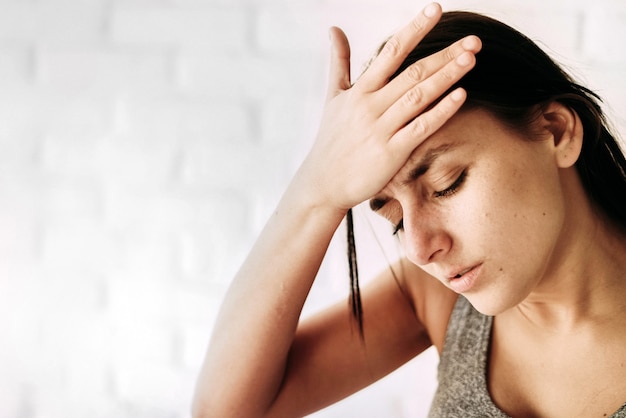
[255,6,321,54]
[40,268,108,313]
[0,185,42,263]
[41,219,122,271]
[41,134,103,182]
[176,51,326,102]
[0,93,42,174]
[0,268,44,370]
[0,43,33,84]
[0,383,20,418]
[2,91,112,141]
[0,2,106,45]
[98,132,180,190]
[258,94,324,146]
[111,96,253,186]
[36,46,175,95]
[180,224,251,283]
[0,130,39,174]
[179,323,212,370]
[110,6,248,51]
[179,138,296,192]
[173,287,223,324]
[107,308,176,365]
[116,228,180,279]
[116,96,251,144]
[103,189,185,232]
[112,360,194,413]
[176,191,252,282]
[103,187,248,236]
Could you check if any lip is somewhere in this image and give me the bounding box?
[447,263,483,294]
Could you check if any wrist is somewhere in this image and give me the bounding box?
[282,169,350,222]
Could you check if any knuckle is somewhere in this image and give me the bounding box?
[381,37,401,58]
[409,117,429,138]
[444,45,457,62]
[404,64,424,82]
[409,17,426,35]
[439,68,456,83]
[403,87,423,107]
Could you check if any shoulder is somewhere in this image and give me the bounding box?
[395,258,459,353]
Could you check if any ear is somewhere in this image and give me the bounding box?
[540,102,584,168]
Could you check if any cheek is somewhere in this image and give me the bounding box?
[482,165,566,271]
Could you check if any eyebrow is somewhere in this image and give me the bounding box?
[369,143,457,212]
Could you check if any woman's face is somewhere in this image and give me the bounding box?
[370,108,572,315]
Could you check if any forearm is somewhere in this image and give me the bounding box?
[193,5,481,414]
[192,178,347,417]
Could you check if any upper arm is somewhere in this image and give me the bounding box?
[267,259,451,417]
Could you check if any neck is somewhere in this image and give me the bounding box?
[512,174,626,331]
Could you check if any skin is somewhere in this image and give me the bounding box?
[374,105,582,317]
[374,105,626,416]
[192,2,626,417]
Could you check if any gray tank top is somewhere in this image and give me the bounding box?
[428,296,626,417]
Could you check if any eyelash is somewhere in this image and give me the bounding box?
[434,169,467,198]
[392,169,468,235]
[392,220,404,235]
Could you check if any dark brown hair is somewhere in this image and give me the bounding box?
[347,11,626,334]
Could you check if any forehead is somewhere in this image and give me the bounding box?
[398,106,513,167]
[395,110,482,175]
[370,109,503,208]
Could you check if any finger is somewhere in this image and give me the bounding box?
[390,87,467,156]
[356,2,442,93]
[379,50,476,136]
[326,26,352,99]
[378,35,481,109]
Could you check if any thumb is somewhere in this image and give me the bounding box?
[326,26,351,99]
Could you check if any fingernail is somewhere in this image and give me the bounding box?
[462,36,479,50]
[456,52,472,66]
[450,88,466,102]
[423,3,439,18]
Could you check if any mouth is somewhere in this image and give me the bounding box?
[447,264,482,294]
[452,267,473,279]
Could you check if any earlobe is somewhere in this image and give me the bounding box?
[541,102,583,168]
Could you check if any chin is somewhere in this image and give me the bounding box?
[463,292,519,317]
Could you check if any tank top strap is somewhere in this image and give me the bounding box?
[428,296,508,417]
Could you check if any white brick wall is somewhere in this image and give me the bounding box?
[1,1,624,417]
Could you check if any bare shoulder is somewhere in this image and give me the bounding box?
[394,258,459,353]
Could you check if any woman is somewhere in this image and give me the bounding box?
[193,3,626,417]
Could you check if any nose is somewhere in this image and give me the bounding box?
[402,211,451,266]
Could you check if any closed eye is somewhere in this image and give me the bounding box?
[391,169,467,236]
[434,169,467,198]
